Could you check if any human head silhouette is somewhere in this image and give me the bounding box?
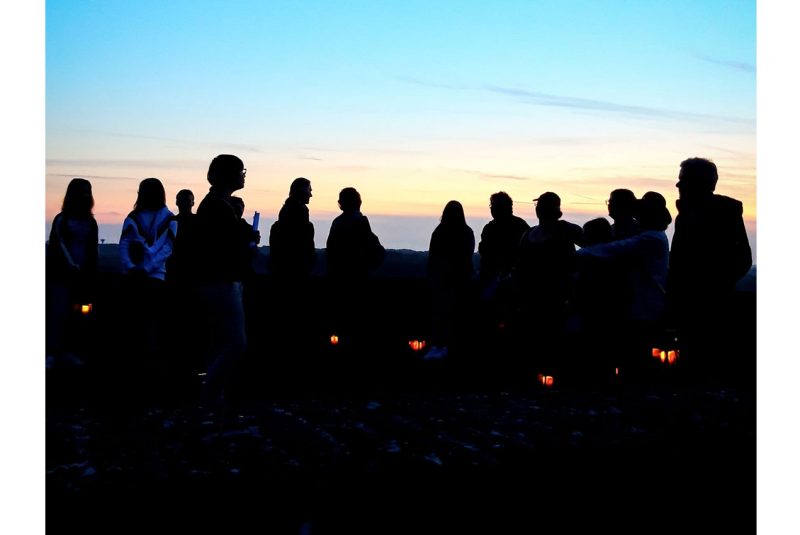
[134,178,167,211]
[534,192,562,223]
[176,189,195,215]
[489,191,513,219]
[62,178,94,217]
[441,200,467,226]
[637,191,672,231]
[338,187,362,213]
[581,217,613,246]
[677,157,718,201]
[290,177,312,205]
[207,154,245,191]
[607,189,637,222]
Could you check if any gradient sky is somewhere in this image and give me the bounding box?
[45,0,756,257]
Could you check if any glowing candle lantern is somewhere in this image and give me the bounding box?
[667,350,678,365]
[81,304,92,315]
[615,367,619,376]
[537,373,554,388]
[660,351,667,363]
[330,334,339,346]
[408,340,427,352]
[652,348,662,358]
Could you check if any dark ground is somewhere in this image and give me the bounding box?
[47,271,756,534]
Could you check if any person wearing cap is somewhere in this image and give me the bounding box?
[514,192,582,372]
[667,157,752,381]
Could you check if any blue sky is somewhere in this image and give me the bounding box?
[45,0,756,254]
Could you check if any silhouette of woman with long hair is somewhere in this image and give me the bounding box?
[424,200,475,360]
[118,178,177,369]
[46,178,98,367]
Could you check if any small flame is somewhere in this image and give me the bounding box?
[408,340,427,352]
[330,335,339,345]
[80,304,92,315]
[660,351,667,363]
[537,373,554,387]
[667,350,678,365]
[652,348,661,358]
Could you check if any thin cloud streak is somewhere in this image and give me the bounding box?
[49,173,140,181]
[483,85,752,124]
[401,78,753,125]
[51,128,266,154]
[694,54,756,73]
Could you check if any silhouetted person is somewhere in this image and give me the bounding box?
[228,195,261,280]
[326,187,385,281]
[667,157,752,381]
[607,188,640,240]
[325,187,386,351]
[118,178,177,373]
[424,201,475,360]
[579,217,613,247]
[269,177,316,279]
[167,189,196,284]
[267,177,317,365]
[514,192,582,372]
[191,155,253,402]
[46,178,98,367]
[477,191,529,294]
[577,192,672,376]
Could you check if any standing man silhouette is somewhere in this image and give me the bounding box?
[667,157,752,382]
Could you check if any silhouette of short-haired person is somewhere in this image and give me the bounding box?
[667,157,752,381]
[191,155,253,402]
[269,177,316,279]
[228,195,261,277]
[167,189,196,284]
[514,192,583,372]
[325,187,386,351]
[577,192,672,376]
[46,178,99,367]
[607,188,640,240]
[424,201,475,360]
[478,191,529,294]
[118,178,178,372]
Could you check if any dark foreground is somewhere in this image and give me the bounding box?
[47,273,756,533]
[48,370,754,534]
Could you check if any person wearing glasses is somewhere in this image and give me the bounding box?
[606,188,640,241]
[191,154,253,403]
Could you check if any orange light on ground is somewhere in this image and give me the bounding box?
[408,340,427,352]
[537,373,554,388]
[330,335,339,345]
[74,303,92,314]
[652,348,662,358]
[667,350,678,365]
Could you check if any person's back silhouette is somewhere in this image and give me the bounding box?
[424,200,475,360]
[46,178,99,367]
[478,191,529,292]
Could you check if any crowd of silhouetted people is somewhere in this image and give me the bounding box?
[46,155,753,400]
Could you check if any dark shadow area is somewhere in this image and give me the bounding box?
[46,255,755,534]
